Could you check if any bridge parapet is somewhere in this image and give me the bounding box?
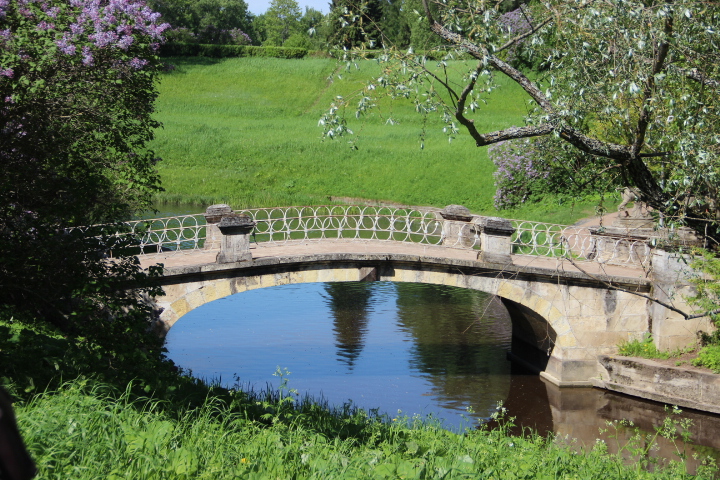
[124,204,686,268]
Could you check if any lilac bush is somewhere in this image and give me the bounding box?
[497,7,533,66]
[489,138,549,209]
[489,135,621,210]
[0,0,170,344]
[0,0,167,74]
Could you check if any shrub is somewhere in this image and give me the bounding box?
[159,43,308,59]
[618,334,672,359]
[489,138,549,209]
[489,135,621,210]
[693,345,720,373]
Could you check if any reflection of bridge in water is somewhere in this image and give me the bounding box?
[128,204,706,390]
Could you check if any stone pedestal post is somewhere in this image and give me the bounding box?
[204,204,233,250]
[476,217,515,264]
[216,214,256,263]
[439,205,477,247]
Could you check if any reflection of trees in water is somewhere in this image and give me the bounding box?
[394,283,514,418]
[323,282,373,370]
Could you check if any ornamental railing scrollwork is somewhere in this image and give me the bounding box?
[122,205,672,267]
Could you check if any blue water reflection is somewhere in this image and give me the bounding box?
[165,281,513,429]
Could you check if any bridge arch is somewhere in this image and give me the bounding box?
[152,252,638,386]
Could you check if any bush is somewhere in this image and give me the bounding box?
[618,334,675,359]
[693,345,720,373]
[489,136,621,210]
[159,43,308,59]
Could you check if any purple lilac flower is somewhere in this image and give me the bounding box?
[0,29,11,45]
[36,20,54,30]
[128,57,147,69]
[82,46,93,65]
[56,34,76,55]
[0,68,13,78]
[70,22,85,35]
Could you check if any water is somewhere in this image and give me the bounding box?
[166,282,513,428]
[164,277,720,468]
[142,203,206,219]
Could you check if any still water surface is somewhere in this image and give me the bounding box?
[166,281,720,467]
[167,282,512,428]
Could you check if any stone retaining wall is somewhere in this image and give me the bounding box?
[593,355,720,414]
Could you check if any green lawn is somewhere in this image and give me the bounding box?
[151,57,599,224]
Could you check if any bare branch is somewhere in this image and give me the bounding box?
[454,62,483,124]
[561,252,698,319]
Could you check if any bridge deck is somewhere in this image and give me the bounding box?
[138,241,649,281]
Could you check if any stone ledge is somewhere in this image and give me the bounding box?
[594,355,720,414]
[158,251,652,291]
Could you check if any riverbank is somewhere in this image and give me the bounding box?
[5,313,718,478]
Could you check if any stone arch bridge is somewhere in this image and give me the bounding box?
[129,204,708,388]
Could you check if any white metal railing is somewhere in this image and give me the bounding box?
[125,214,206,254]
[124,205,662,266]
[236,205,452,246]
[511,220,653,266]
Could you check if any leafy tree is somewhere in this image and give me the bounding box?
[401,0,441,49]
[300,6,329,49]
[263,0,302,46]
[379,0,409,48]
[0,0,167,349]
[321,0,720,242]
[328,0,383,48]
[149,0,254,44]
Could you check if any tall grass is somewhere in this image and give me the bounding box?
[17,379,714,480]
[151,57,599,224]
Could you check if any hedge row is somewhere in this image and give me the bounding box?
[159,43,310,59]
[160,43,467,62]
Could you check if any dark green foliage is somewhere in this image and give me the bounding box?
[160,43,309,58]
[380,0,410,48]
[328,0,385,48]
[148,0,256,45]
[402,0,443,49]
[0,1,166,350]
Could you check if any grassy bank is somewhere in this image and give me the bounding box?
[2,317,716,479]
[20,381,714,479]
[151,57,600,225]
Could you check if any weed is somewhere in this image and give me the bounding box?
[618,334,692,360]
[692,345,720,373]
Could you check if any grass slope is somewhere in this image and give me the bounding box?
[152,57,598,224]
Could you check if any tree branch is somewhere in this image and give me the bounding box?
[631,14,673,158]
[683,68,720,89]
[496,13,554,54]
[561,251,700,320]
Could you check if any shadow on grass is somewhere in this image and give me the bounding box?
[161,56,227,75]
